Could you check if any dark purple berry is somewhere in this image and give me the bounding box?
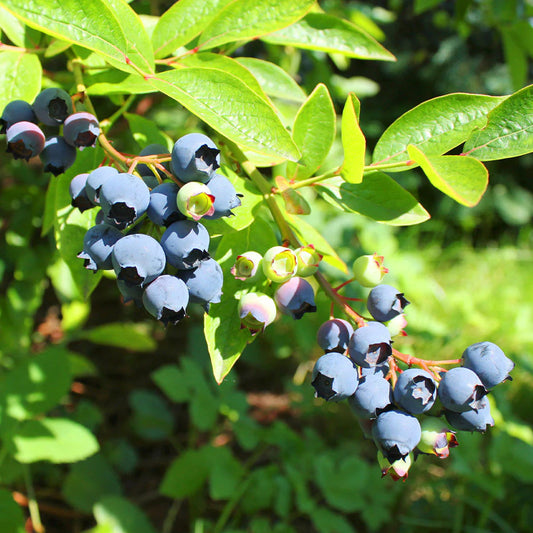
[438,367,488,413]
[445,396,494,433]
[348,322,392,368]
[69,173,94,212]
[171,133,220,183]
[142,275,189,325]
[462,341,514,389]
[63,112,100,149]
[349,374,393,419]
[41,136,77,175]
[6,121,45,160]
[33,87,73,125]
[160,220,210,270]
[85,166,118,204]
[311,352,359,401]
[393,368,437,415]
[372,409,421,462]
[1,100,37,133]
[77,223,123,271]
[274,277,316,319]
[317,318,354,353]
[367,284,409,322]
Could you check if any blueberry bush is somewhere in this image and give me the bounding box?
[1,1,532,532]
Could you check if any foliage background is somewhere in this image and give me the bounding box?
[1,0,533,532]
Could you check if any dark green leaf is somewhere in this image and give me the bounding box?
[310,507,356,533]
[129,390,173,441]
[372,93,507,167]
[75,323,156,352]
[262,13,395,61]
[408,145,488,206]
[199,0,315,50]
[159,449,209,498]
[151,364,190,403]
[0,52,41,115]
[0,488,25,533]
[341,93,365,184]
[124,112,173,150]
[206,446,245,500]
[463,85,533,161]
[94,496,158,533]
[316,173,430,226]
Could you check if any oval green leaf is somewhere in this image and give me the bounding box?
[262,13,395,61]
[316,173,430,226]
[463,85,533,161]
[75,323,157,352]
[372,93,507,167]
[0,0,154,74]
[0,5,40,47]
[0,52,41,115]
[286,83,336,180]
[407,145,488,206]
[341,93,366,184]
[199,0,315,51]
[148,67,300,161]
[152,0,233,58]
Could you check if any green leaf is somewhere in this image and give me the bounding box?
[152,365,190,403]
[124,112,173,150]
[75,323,157,352]
[129,390,173,441]
[235,57,306,103]
[341,93,365,184]
[316,173,430,226]
[310,507,356,533]
[86,72,155,96]
[0,0,153,75]
[0,346,71,420]
[149,67,300,161]
[275,177,311,215]
[0,5,40,47]
[463,85,533,161]
[0,488,25,533]
[372,93,507,167]
[502,26,528,91]
[199,0,315,50]
[262,13,395,61]
[407,145,488,207]
[159,449,209,498]
[206,447,245,500]
[152,0,233,58]
[286,83,336,180]
[63,454,122,513]
[0,52,42,115]
[94,496,158,533]
[9,418,99,463]
[205,217,277,383]
[179,53,268,102]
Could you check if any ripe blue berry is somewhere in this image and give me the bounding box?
[348,322,392,368]
[69,173,94,212]
[147,182,185,227]
[367,284,409,322]
[117,279,144,307]
[63,112,100,149]
[77,224,123,271]
[6,121,45,160]
[348,374,393,419]
[311,352,359,402]
[202,173,242,219]
[438,367,487,413]
[393,368,437,415]
[99,173,150,227]
[445,396,494,433]
[85,166,118,204]
[142,275,189,325]
[33,87,73,125]
[1,100,37,133]
[462,341,514,389]
[41,136,77,175]
[372,409,422,462]
[178,258,223,311]
[317,318,354,353]
[274,277,316,319]
[112,234,166,287]
[171,133,220,183]
[160,220,210,270]
[137,143,169,179]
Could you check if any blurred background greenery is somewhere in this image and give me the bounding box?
[1,0,533,532]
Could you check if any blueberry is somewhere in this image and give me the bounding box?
[177,258,223,311]
[147,181,185,227]
[63,112,100,149]
[77,223,123,271]
[33,87,73,125]
[142,274,189,325]
[238,292,277,335]
[360,363,390,378]
[462,341,514,389]
[69,173,94,212]
[99,173,150,227]
[202,173,242,219]
[393,368,437,415]
[1,100,37,133]
[6,121,45,160]
[160,220,210,270]
[85,166,119,204]
[311,352,359,402]
[367,284,410,322]
[171,133,220,183]
[348,374,393,419]
[445,397,494,433]
[347,322,392,368]
[437,367,488,413]
[112,234,166,287]
[117,279,144,307]
[316,318,354,353]
[41,136,77,175]
[372,409,421,462]
[137,143,169,179]
[274,277,316,319]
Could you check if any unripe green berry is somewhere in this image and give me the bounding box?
[417,418,458,458]
[262,246,298,283]
[352,253,388,288]
[295,244,322,277]
[386,314,408,337]
[377,451,412,480]
[231,251,263,282]
[177,181,215,220]
[238,292,277,335]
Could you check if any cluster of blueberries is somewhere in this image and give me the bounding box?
[1,88,99,175]
[73,133,242,324]
[311,255,514,479]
